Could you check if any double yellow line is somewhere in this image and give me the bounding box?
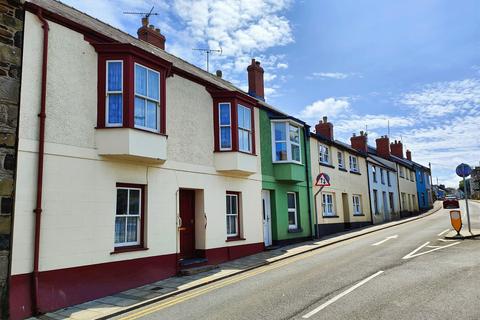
[118,249,326,320]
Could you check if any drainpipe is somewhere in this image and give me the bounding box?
[366,160,374,225]
[303,126,314,239]
[32,8,49,315]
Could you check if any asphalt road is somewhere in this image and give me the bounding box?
[116,201,480,320]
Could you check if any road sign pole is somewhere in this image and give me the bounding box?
[463,175,472,233]
[313,186,323,239]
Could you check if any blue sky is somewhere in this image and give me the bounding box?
[63,0,480,187]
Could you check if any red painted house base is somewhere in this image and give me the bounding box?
[9,242,264,320]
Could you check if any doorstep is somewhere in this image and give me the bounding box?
[37,202,442,320]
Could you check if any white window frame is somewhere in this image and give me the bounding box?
[380,168,385,184]
[218,102,232,151]
[410,171,415,182]
[337,151,345,169]
[318,143,330,165]
[271,121,302,164]
[322,192,335,216]
[226,193,239,237]
[352,194,362,215]
[115,187,141,247]
[399,166,405,178]
[349,155,359,172]
[372,165,377,183]
[106,60,123,127]
[238,104,252,153]
[134,63,161,133]
[387,171,391,186]
[287,192,298,230]
[373,189,379,215]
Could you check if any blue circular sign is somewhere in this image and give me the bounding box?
[456,163,472,178]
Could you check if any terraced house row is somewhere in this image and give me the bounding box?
[0,1,432,318]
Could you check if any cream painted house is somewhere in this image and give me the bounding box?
[310,118,372,236]
[10,1,281,317]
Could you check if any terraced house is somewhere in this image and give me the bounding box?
[259,110,313,246]
[6,0,306,318]
[310,118,372,236]
[350,132,400,224]
[406,150,433,211]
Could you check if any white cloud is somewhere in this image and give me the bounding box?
[306,72,362,80]
[277,63,288,69]
[335,114,414,135]
[299,98,351,121]
[398,78,480,118]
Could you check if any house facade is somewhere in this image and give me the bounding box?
[8,1,287,318]
[407,151,433,210]
[310,118,372,236]
[260,111,313,246]
[350,132,400,225]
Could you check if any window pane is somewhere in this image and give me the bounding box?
[238,105,245,128]
[227,215,236,235]
[287,193,295,209]
[291,144,300,162]
[135,65,147,96]
[239,130,251,152]
[107,61,122,91]
[126,216,138,242]
[231,196,237,215]
[274,123,286,141]
[147,70,159,100]
[220,127,231,149]
[146,100,158,130]
[135,97,146,127]
[289,125,299,143]
[226,196,231,214]
[243,107,251,130]
[275,142,287,161]
[115,217,126,243]
[108,94,123,124]
[219,103,230,125]
[116,189,128,215]
[129,189,140,215]
[288,211,296,225]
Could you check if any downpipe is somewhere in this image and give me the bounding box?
[32,7,49,315]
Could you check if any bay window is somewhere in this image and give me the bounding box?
[272,121,301,163]
[219,103,232,150]
[238,105,252,153]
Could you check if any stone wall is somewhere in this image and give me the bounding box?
[0,0,23,317]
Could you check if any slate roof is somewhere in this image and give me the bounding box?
[310,133,367,158]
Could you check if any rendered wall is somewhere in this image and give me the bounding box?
[367,162,400,224]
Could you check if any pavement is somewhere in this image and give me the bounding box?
[34,202,446,320]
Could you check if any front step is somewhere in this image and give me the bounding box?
[179,264,218,276]
[179,257,208,269]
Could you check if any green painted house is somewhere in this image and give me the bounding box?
[260,109,314,246]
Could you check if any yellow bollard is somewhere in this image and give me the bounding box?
[449,210,462,235]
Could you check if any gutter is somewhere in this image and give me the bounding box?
[32,8,49,315]
[303,127,314,239]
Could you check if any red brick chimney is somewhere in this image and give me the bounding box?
[350,131,368,153]
[247,59,264,100]
[376,136,390,158]
[315,116,334,140]
[137,17,166,50]
[390,140,404,158]
[406,149,412,161]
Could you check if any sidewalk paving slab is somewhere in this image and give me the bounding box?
[34,202,442,320]
[445,229,480,239]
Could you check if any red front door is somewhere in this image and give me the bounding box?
[179,189,195,259]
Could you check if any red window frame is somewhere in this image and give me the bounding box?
[94,43,172,135]
[210,90,257,155]
[113,182,147,253]
[226,191,245,241]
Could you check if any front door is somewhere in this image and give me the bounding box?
[342,193,350,229]
[179,189,195,259]
[261,190,272,247]
[382,191,389,221]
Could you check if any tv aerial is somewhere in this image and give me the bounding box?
[124,6,159,21]
[193,47,222,73]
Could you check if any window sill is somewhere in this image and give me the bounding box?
[96,126,168,137]
[322,215,339,218]
[350,171,361,175]
[320,163,335,169]
[273,160,303,165]
[338,167,347,172]
[353,214,365,216]
[111,246,148,254]
[287,227,303,233]
[226,237,246,242]
[214,150,257,156]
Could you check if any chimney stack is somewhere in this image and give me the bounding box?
[137,17,166,50]
[376,136,390,158]
[216,70,222,78]
[315,116,334,140]
[351,130,368,153]
[406,149,412,161]
[390,140,404,158]
[247,59,265,100]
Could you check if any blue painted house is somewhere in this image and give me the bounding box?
[406,150,433,210]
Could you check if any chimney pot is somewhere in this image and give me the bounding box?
[216,70,222,78]
[137,19,166,50]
